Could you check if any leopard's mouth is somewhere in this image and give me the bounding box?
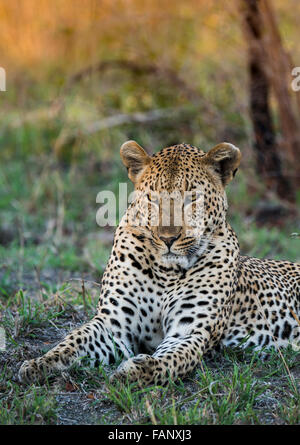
[162,237,211,268]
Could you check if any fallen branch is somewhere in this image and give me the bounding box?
[54,106,187,154]
[4,59,213,134]
[3,101,63,129]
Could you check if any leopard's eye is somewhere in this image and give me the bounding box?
[183,191,203,208]
[184,192,196,207]
[184,194,193,207]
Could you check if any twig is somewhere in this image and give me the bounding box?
[55,294,80,315]
[81,279,87,315]
[144,397,158,425]
[34,266,44,301]
[290,309,300,328]
[136,385,210,424]
[48,318,60,331]
[66,278,101,288]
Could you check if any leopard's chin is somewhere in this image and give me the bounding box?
[162,254,190,269]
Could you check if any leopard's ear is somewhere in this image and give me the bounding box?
[204,142,241,186]
[120,141,151,184]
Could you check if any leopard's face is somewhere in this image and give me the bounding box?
[121,141,241,268]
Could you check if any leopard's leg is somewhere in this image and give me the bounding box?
[18,316,133,383]
[110,333,210,386]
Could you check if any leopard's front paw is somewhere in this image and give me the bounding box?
[18,358,46,384]
[110,354,160,385]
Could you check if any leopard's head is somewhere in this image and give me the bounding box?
[120,141,241,268]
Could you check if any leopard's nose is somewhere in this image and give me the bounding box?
[159,234,180,249]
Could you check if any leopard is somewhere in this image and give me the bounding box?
[19,141,300,386]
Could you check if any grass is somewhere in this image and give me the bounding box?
[0,378,57,425]
[0,280,299,425]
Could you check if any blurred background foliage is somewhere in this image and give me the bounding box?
[0,0,299,296]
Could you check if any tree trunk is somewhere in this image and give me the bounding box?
[240,0,298,202]
[259,0,300,179]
